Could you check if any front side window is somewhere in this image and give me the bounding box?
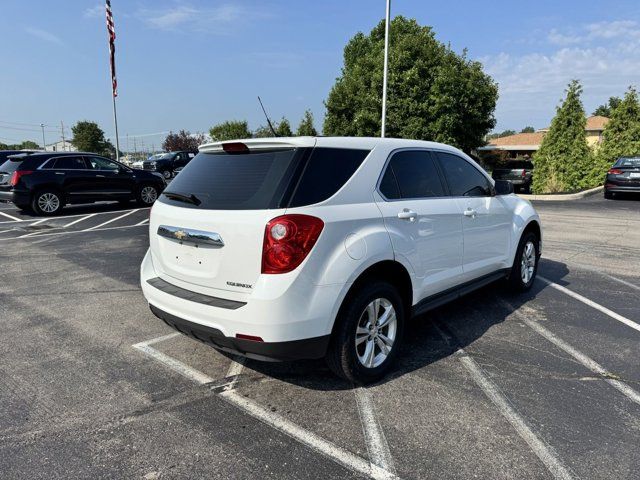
[379,150,445,199]
[87,156,119,171]
[436,152,492,197]
[52,156,87,170]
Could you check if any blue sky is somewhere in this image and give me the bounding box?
[1,0,639,149]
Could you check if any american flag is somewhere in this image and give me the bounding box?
[106,0,117,97]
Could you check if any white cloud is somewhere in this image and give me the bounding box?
[137,3,263,33]
[24,26,64,45]
[480,20,640,129]
[84,5,104,19]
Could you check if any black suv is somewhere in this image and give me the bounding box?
[142,151,197,179]
[0,152,166,215]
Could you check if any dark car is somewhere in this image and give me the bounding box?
[491,160,534,193]
[604,157,640,199]
[0,152,166,215]
[142,151,197,180]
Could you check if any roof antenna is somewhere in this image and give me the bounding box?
[258,96,278,137]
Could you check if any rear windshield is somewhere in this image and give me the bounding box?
[0,158,24,174]
[160,147,369,210]
[615,157,640,167]
[502,160,533,169]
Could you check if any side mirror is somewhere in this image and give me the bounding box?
[494,180,514,195]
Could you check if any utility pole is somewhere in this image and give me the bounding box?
[40,124,46,151]
[126,133,130,155]
[60,121,66,151]
[133,137,137,160]
[381,0,391,138]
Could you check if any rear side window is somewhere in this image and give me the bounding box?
[436,152,492,197]
[379,150,445,199]
[0,159,23,174]
[51,156,88,170]
[288,148,369,207]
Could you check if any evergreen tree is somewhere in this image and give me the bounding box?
[593,87,640,179]
[209,120,252,141]
[275,117,293,137]
[521,126,535,133]
[296,110,318,136]
[532,80,592,193]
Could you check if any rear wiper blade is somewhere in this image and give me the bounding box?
[163,191,202,206]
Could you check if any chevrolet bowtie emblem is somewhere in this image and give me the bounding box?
[174,230,187,241]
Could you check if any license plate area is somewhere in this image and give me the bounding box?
[629,172,640,179]
[159,239,221,279]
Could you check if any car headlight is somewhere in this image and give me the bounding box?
[149,161,156,167]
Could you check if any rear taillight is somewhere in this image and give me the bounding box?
[521,169,527,178]
[608,168,623,175]
[10,170,33,186]
[261,214,324,274]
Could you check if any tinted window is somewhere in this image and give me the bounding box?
[0,159,23,173]
[380,150,445,199]
[162,149,303,210]
[52,156,87,170]
[436,152,492,197]
[288,148,369,207]
[87,156,119,171]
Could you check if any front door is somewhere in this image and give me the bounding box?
[434,151,512,280]
[374,149,464,299]
[85,156,135,200]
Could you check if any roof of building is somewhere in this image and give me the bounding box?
[482,132,545,149]
[586,115,610,131]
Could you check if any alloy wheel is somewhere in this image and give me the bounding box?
[141,186,158,204]
[38,193,60,213]
[355,298,397,369]
[520,240,536,284]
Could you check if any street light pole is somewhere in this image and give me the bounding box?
[381,0,391,138]
[40,123,46,151]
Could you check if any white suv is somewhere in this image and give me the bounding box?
[141,137,541,382]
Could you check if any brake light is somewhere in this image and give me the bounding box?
[261,214,324,274]
[236,333,264,342]
[10,170,33,186]
[222,142,249,153]
[608,168,623,175]
[521,169,527,178]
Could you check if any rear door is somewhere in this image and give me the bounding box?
[435,151,512,279]
[47,156,95,200]
[375,149,464,299]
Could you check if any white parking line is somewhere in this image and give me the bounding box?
[504,302,640,407]
[538,276,640,334]
[354,387,397,476]
[434,324,576,480]
[134,218,149,226]
[29,218,49,226]
[0,223,148,242]
[133,337,400,480]
[0,207,150,225]
[0,211,21,221]
[63,213,97,228]
[84,209,139,231]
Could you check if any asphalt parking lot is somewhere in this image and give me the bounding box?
[1,193,639,480]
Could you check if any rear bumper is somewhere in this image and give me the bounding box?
[0,189,29,205]
[149,304,330,361]
[605,184,640,193]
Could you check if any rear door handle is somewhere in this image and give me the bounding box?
[397,209,417,222]
[463,208,477,218]
[55,172,65,175]
[96,175,105,178]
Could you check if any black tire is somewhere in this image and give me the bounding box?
[604,191,614,200]
[506,231,539,292]
[325,281,405,383]
[31,189,63,216]
[161,170,172,180]
[137,184,159,206]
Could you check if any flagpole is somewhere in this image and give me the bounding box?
[112,94,120,162]
[381,0,391,138]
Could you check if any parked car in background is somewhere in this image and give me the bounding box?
[491,159,534,193]
[141,137,541,382]
[143,151,196,180]
[0,152,165,215]
[604,157,640,199]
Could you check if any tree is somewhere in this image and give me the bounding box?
[253,125,275,138]
[593,96,621,118]
[0,140,41,150]
[532,80,592,193]
[71,121,111,155]
[593,87,640,179]
[296,110,318,136]
[487,129,516,140]
[162,130,205,151]
[209,120,252,141]
[275,117,292,137]
[323,16,498,152]
[521,126,535,133]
